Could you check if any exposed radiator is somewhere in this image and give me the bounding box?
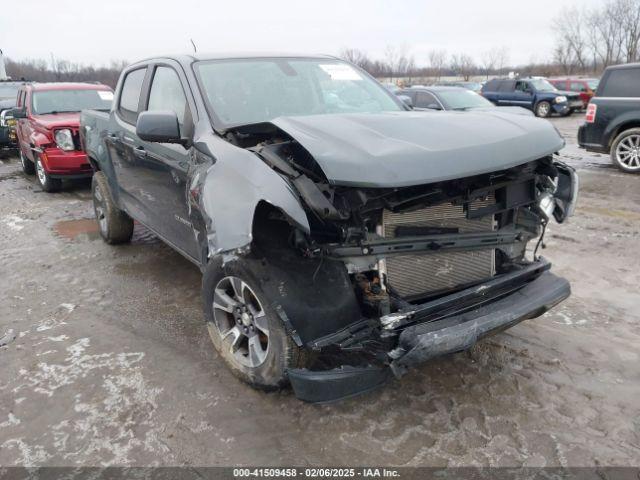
[382,195,496,299]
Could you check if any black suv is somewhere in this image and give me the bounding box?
[578,63,640,173]
[482,78,582,117]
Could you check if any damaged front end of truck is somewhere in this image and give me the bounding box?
[206,111,577,403]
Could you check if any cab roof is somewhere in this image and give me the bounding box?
[25,82,111,91]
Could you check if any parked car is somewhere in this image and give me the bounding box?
[435,81,483,93]
[81,54,576,403]
[0,81,23,156]
[549,78,599,109]
[399,86,532,115]
[13,82,113,191]
[481,78,583,117]
[578,63,640,173]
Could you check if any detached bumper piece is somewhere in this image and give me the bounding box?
[289,366,392,404]
[390,271,570,376]
[289,266,570,403]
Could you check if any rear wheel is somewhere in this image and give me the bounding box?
[92,171,134,243]
[19,149,35,175]
[535,101,551,118]
[611,128,640,174]
[203,257,309,390]
[35,156,61,192]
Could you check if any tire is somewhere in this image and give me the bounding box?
[35,156,62,192]
[92,171,134,243]
[203,257,309,390]
[535,101,552,118]
[19,149,35,175]
[610,128,640,174]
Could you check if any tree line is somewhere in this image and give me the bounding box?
[5,58,126,88]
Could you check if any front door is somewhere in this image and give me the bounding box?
[136,64,199,260]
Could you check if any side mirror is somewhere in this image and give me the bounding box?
[136,110,182,144]
[426,103,442,110]
[10,108,26,119]
[398,95,413,109]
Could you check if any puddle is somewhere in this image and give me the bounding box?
[53,218,100,241]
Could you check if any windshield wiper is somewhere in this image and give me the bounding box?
[42,110,77,115]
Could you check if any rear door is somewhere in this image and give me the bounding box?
[495,80,516,106]
[595,65,640,144]
[108,66,150,221]
[137,62,199,260]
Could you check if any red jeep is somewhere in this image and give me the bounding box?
[14,82,113,191]
[549,78,600,109]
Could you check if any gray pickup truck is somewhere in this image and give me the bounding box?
[80,54,578,403]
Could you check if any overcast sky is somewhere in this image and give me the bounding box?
[1,0,605,67]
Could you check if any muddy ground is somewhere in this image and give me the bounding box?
[0,115,638,467]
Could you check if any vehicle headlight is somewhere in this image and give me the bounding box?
[554,96,567,104]
[538,191,556,220]
[54,129,75,151]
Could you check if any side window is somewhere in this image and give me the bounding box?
[147,66,187,130]
[415,92,439,109]
[570,82,585,92]
[498,80,515,92]
[118,68,146,124]
[515,81,530,92]
[600,68,640,97]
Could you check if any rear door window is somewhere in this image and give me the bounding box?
[600,68,640,97]
[415,92,439,108]
[118,68,147,123]
[497,80,515,92]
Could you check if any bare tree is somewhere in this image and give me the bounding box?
[427,49,447,81]
[620,0,640,62]
[495,46,510,77]
[6,57,126,88]
[554,7,589,73]
[339,48,372,70]
[450,53,476,81]
[480,48,501,79]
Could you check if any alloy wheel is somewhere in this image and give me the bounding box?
[537,102,550,117]
[212,276,269,368]
[616,134,640,170]
[93,184,108,234]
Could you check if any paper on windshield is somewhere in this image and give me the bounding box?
[97,91,114,101]
[319,64,362,81]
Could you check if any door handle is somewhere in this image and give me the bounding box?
[133,146,147,158]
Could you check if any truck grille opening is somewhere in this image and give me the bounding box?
[382,195,496,300]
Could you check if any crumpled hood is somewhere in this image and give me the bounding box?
[270,111,564,188]
[32,112,81,130]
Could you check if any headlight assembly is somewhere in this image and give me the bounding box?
[554,96,567,104]
[54,129,75,151]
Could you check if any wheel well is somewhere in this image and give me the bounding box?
[608,122,640,148]
[251,201,296,253]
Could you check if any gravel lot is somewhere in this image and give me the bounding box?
[0,114,638,467]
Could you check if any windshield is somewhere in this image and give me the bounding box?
[195,58,403,127]
[31,89,113,115]
[0,84,20,101]
[587,79,599,90]
[438,89,493,110]
[530,79,557,92]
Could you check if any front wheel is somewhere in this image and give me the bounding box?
[535,101,552,118]
[35,156,61,192]
[92,171,134,243]
[203,257,309,390]
[20,149,35,175]
[610,128,640,174]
